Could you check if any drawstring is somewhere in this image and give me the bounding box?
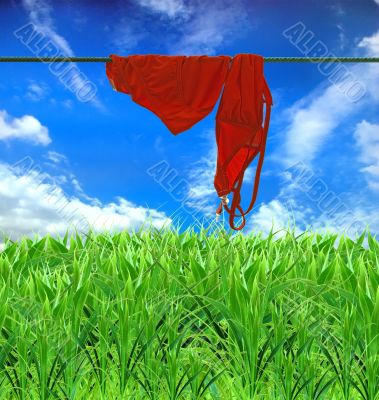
[215,194,246,225]
[215,90,272,230]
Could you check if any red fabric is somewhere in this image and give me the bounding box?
[106,53,272,231]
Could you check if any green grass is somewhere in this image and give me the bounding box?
[0,224,378,399]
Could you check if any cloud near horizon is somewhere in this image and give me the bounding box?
[0,160,172,246]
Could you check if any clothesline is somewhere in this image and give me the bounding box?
[0,56,379,62]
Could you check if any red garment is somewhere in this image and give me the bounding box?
[106,53,272,230]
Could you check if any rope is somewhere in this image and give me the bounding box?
[0,57,112,62]
[264,57,379,62]
[0,56,378,63]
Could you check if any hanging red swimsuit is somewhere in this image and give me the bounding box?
[106,53,272,231]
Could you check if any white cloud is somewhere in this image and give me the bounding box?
[361,165,379,177]
[356,30,379,104]
[358,29,379,55]
[69,177,101,204]
[55,174,68,185]
[368,181,379,191]
[111,0,190,52]
[374,0,379,6]
[278,84,355,167]
[135,0,190,18]
[353,120,379,191]
[114,0,249,55]
[336,23,347,50]
[243,199,304,238]
[169,0,249,55]
[185,136,218,217]
[186,166,217,218]
[111,1,191,52]
[274,30,379,168]
[0,161,172,245]
[111,22,147,52]
[45,150,67,164]
[22,0,73,55]
[0,109,51,146]
[310,204,379,238]
[354,120,379,164]
[242,181,379,241]
[25,81,48,101]
[71,177,84,193]
[21,0,105,111]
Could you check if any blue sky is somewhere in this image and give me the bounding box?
[0,0,378,246]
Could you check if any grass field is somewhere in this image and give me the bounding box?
[0,225,378,399]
